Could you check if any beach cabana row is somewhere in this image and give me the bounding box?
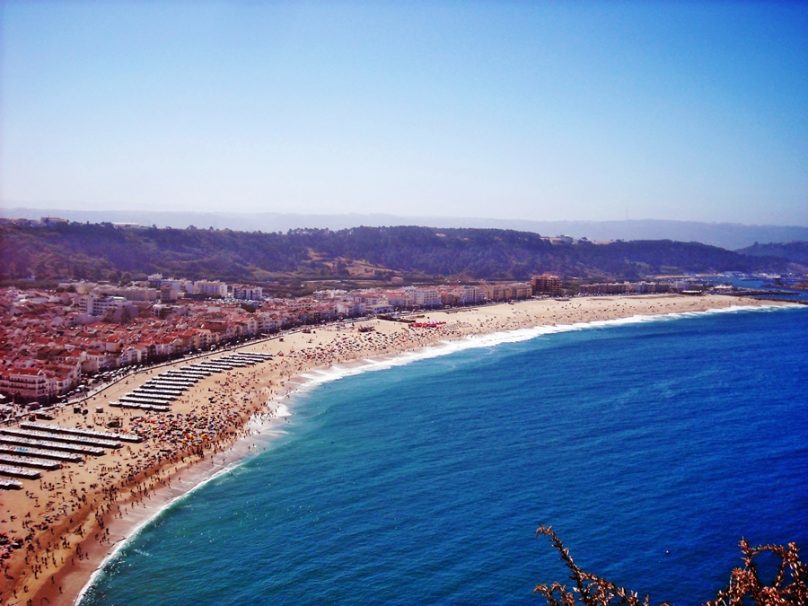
[156,370,200,379]
[109,400,171,413]
[223,352,272,360]
[135,393,184,401]
[197,361,246,369]
[0,454,61,470]
[140,383,193,396]
[20,422,143,444]
[0,435,105,456]
[129,391,181,400]
[109,352,272,415]
[229,352,272,362]
[0,421,138,487]
[177,366,212,375]
[133,383,185,392]
[229,357,270,365]
[119,395,174,406]
[119,396,173,406]
[158,375,204,383]
[136,385,186,395]
[202,357,252,368]
[0,464,42,480]
[0,444,83,463]
[159,372,204,380]
[143,381,194,389]
[152,373,196,380]
[0,428,121,449]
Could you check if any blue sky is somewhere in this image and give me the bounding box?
[1,1,806,225]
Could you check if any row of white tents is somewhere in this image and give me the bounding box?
[0,352,272,489]
[0,422,145,489]
[109,352,272,413]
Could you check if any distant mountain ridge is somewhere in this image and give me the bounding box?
[737,241,808,264]
[0,221,795,288]
[3,207,808,250]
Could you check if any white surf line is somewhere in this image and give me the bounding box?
[74,454,253,605]
[262,302,803,408]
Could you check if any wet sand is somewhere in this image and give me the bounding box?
[0,294,792,605]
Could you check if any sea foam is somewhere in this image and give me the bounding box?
[267,302,801,404]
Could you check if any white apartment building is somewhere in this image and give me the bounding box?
[413,288,441,308]
[194,280,228,298]
[81,295,130,317]
[233,286,263,300]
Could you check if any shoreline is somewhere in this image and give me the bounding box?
[0,295,799,605]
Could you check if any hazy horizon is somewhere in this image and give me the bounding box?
[4,203,808,229]
[2,2,807,225]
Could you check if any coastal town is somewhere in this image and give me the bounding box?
[0,269,798,605]
[0,271,730,411]
[0,241,802,606]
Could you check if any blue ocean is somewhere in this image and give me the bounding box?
[80,306,808,605]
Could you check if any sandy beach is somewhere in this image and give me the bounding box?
[0,294,794,605]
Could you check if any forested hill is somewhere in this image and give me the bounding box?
[0,221,793,285]
[737,241,808,265]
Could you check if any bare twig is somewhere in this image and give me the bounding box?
[535,526,807,606]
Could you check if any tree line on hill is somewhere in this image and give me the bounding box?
[737,241,808,265]
[0,221,799,286]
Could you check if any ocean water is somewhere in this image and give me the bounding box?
[80,306,808,605]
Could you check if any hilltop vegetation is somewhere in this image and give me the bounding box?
[0,221,793,287]
[737,241,808,265]
[5,208,808,249]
